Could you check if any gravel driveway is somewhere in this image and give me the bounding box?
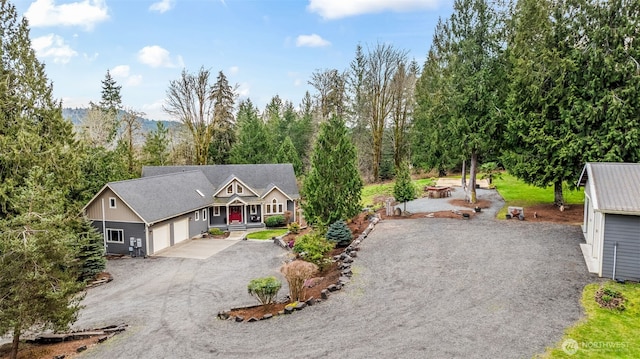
[76,214,593,359]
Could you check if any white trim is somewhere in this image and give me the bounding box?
[106,228,125,243]
[202,208,207,221]
[109,197,117,209]
[261,185,293,201]
[250,205,257,215]
[214,206,220,216]
[213,176,260,197]
[266,198,285,215]
[194,211,200,221]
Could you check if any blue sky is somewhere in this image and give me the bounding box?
[15,0,453,121]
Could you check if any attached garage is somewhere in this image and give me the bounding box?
[153,224,171,254]
[578,162,640,281]
[173,218,189,244]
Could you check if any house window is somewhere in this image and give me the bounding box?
[250,205,257,214]
[237,185,243,194]
[227,185,233,194]
[109,197,117,208]
[195,211,200,221]
[266,204,271,214]
[106,228,124,243]
[278,204,284,213]
[266,199,284,214]
[214,206,220,216]
[202,209,207,221]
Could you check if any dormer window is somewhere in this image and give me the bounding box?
[227,185,233,194]
[237,185,243,194]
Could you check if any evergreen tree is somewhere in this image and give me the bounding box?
[70,217,107,282]
[276,136,303,176]
[290,92,315,171]
[209,70,237,164]
[97,70,122,144]
[302,115,363,227]
[325,220,352,247]
[393,161,417,213]
[230,99,273,163]
[142,121,170,166]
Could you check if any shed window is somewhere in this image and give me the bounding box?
[109,197,117,208]
[106,228,124,243]
[195,211,200,221]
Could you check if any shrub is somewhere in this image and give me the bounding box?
[325,220,352,247]
[208,228,224,235]
[288,222,301,234]
[280,261,318,302]
[247,276,281,305]
[265,215,285,227]
[293,232,334,270]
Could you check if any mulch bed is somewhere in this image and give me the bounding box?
[595,287,626,310]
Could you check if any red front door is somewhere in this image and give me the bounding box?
[229,206,242,223]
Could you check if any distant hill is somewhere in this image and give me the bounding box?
[62,107,181,134]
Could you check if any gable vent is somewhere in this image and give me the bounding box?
[195,189,205,197]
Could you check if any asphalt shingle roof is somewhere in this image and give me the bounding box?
[108,170,214,224]
[142,164,300,198]
[579,162,640,213]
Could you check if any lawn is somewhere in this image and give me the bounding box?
[361,178,435,207]
[245,228,288,240]
[493,173,584,217]
[539,281,640,358]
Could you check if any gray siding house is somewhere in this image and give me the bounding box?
[83,164,300,256]
[577,162,640,281]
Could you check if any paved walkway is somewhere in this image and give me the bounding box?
[154,237,242,260]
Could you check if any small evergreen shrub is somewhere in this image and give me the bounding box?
[208,228,224,235]
[265,215,285,227]
[288,222,301,234]
[280,261,318,302]
[325,220,352,247]
[247,276,281,305]
[293,232,334,270]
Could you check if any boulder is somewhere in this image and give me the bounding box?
[247,317,259,322]
[76,345,87,353]
[327,284,338,292]
[262,313,273,320]
[321,289,329,299]
[235,316,244,322]
[295,302,307,310]
[284,304,295,314]
[305,297,316,306]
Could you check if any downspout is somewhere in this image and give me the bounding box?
[612,242,618,280]
[101,198,107,254]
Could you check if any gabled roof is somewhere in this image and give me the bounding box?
[107,170,214,224]
[142,164,300,199]
[212,174,260,197]
[578,162,640,214]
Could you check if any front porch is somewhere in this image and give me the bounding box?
[208,198,265,232]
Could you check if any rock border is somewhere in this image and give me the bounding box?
[218,215,380,322]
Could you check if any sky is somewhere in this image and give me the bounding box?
[15,0,454,122]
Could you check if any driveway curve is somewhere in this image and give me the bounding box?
[77,219,593,359]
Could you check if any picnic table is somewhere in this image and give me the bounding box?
[425,186,452,199]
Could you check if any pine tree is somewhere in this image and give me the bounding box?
[230,99,273,164]
[209,70,237,164]
[393,161,417,213]
[97,70,122,144]
[143,121,170,166]
[302,115,363,227]
[276,136,303,176]
[325,220,352,247]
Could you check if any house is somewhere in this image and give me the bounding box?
[577,162,640,281]
[83,164,300,256]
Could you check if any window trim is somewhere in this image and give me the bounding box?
[237,185,243,194]
[202,208,207,221]
[250,205,257,214]
[227,185,233,194]
[106,228,124,243]
[109,197,117,209]
[213,206,220,216]
[194,211,200,221]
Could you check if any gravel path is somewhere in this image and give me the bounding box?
[396,188,504,218]
[75,215,594,359]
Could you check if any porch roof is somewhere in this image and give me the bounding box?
[213,195,261,205]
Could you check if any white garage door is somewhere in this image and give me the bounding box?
[153,224,170,254]
[173,218,189,244]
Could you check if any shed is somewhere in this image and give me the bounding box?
[577,162,640,281]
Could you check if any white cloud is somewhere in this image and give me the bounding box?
[137,45,182,68]
[111,65,130,78]
[296,34,331,47]
[142,100,169,121]
[83,52,99,61]
[31,34,77,64]
[126,75,143,86]
[237,82,250,97]
[307,0,439,20]
[25,0,109,31]
[228,66,239,75]
[149,0,174,13]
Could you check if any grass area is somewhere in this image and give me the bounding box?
[493,173,584,217]
[245,228,288,240]
[361,178,435,207]
[538,281,640,358]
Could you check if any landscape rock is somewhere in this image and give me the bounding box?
[305,297,316,306]
[235,316,244,322]
[97,335,109,343]
[284,304,295,314]
[54,356,65,359]
[350,251,358,258]
[247,317,259,322]
[342,255,353,263]
[341,269,352,277]
[278,310,285,315]
[218,311,230,320]
[76,345,87,353]
[339,276,350,285]
[321,289,329,299]
[327,284,338,292]
[262,313,273,320]
[295,302,307,310]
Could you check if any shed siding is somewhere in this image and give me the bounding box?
[91,221,146,255]
[601,214,640,281]
[86,188,143,223]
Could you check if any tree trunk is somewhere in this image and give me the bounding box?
[554,180,564,207]
[372,134,382,180]
[461,160,466,188]
[11,329,20,359]
[403,201,407,213]
[469,152,478,204]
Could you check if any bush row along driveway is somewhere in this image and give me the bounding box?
[76,218,593,359]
